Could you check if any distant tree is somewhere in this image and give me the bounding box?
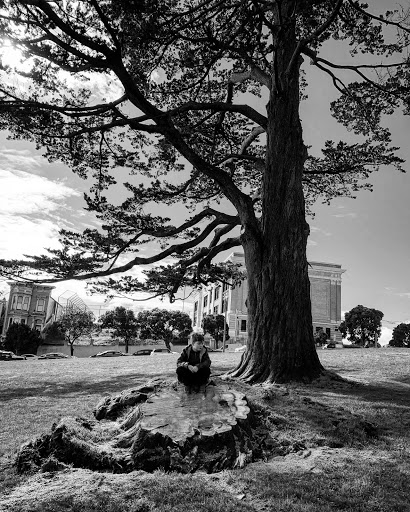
[339,305,383,347]
[314,330,328,346]
[389,323,410,348]
[201,314,230,349]
[4,323,42,355]
[58,308,95,356]
[42,322,66,344]
[136,309,192,350]
[99,306,138,353]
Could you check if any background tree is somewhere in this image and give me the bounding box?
[136,309,192,350]
[201,314,230,349]
[42,322,66,344]
[3,323,42,355]
[339,305,383,347]
[389,323,410,348]
[0,1,409,382]
[99,306,138,353]
[314,330,329,347]
[57,308,95,356]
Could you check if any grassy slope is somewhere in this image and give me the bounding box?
[1,349,410,512]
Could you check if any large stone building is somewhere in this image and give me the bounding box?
[1,281,63,336]
[191,252,345,344]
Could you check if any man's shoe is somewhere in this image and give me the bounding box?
[184,385,192,394]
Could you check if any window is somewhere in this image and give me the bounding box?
[326,328,331,339]
[214,286,220,301]
[20,319,26,324]
[240,319,247,332]
[22,296,30,311]
[34,320,42,331]
[203,296,208,308]
[213,305,219,314]
[16,296,23,310]
[36,299,45,312]
[222,282,228,292]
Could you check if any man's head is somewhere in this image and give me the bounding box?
[191,332,205,352]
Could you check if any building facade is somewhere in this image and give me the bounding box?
[191,252,345,344]
[1,281,63,336]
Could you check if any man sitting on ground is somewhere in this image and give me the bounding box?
[176,333,211,392]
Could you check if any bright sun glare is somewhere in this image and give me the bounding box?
[0,41,31,72]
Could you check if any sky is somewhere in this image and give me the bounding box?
[0,0,409,344]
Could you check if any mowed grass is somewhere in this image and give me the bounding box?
[1,348,410,512]
[0,352,237,456]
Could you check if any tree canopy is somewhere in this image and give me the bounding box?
[0,1,409,382]
[56,308,95,355]
[201,314,230,348]
[3,323,42,355]
[389,323,410,347]
[99,306,138,353]
[136,308,192,349]
[339,304,384,346]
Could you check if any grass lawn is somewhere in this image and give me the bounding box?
[1,348,410,511]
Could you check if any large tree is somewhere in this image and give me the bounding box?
[339,305,384,346]
[136,308,192,350]
[201,314,230,349]
[99,306,138,353]
[389,323,410,347]
[0,1,408,382]
[3,323,42,355]
[57,308,95,356]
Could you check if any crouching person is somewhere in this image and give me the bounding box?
[176,333,211,392]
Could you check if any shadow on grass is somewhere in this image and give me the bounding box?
[0,364,233,402]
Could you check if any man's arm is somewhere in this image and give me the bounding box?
[177,347,190,368]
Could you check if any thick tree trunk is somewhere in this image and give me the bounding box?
[230,3,323,383]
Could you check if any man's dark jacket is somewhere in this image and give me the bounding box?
[176,345,211,369]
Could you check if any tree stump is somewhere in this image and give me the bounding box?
[16,379,263,474]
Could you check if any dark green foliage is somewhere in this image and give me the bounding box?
[4,323,42,355]
[201,314,230,348]
[389,323,410,347]
[339,305,384,346]
[136,308,192,349]
[99,306,138,353]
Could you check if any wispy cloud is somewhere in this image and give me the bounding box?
[0,169,80,258]
[0,148,43,173]
[332,212,357,219]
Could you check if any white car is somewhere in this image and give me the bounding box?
[234,345,247,352]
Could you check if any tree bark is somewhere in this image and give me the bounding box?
[230,2,323,383]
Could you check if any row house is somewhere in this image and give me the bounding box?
[1,281,63,337]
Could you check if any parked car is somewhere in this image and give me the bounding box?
[234,345,247,352]
[0,350,14,360]
[0,350,26,360]
[150,348,173,355]
[205,346,223,352]
[132,349,153,356]
[21,354,38,359]
[89,350,130,358]
[38,352,69,359]
[322,343,336,350]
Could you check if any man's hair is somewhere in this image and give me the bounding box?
[191,332,204,344]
